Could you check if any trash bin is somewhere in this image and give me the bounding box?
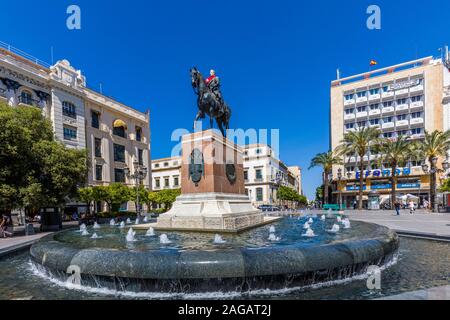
[40,207,62,231]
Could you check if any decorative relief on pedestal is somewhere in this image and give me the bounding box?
[225,162,237,184]
[189,148,204,186]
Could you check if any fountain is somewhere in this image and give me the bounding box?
[159,234,171,244]
[78,223,87,233]
[328,224,340,233]
[337,216,342,223]
[119,221,125,229]
[269,226,276,233]
[81,229,89,236]
[342,219,351,229]
[268,233,280,241]
[126,218,132,224]
[303,222,310,229]
[143,216,149,223]
[302,227,315,237]
[91,233,100,239]
[126,228,136,242]
[321,214,326,221]
[93,222,101,229]
[213,234,226,244]
[145,227,155,237]
[109,219,116,226]
[308,217,313,224]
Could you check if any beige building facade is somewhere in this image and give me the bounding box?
[330,56,447,207]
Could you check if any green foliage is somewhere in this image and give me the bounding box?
[0,102,88,211]
[315,185,324,203]
[129,185,149,205]
[440,178,450,192]
[412,130,450,162]
[277,186,306,205]
[144,189,181,212]
[102,183,132,212]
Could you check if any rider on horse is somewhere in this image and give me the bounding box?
[205,69,224,111]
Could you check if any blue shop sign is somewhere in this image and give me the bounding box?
[397,183,421,189]
[346,185,367,191]
[371,184,392,190]
[356,168,411,179]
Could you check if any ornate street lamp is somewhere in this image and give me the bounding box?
[337,168,343,210]
[422,157,441,212]
[124,159,148,218]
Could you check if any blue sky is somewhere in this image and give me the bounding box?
[1,0,449,199]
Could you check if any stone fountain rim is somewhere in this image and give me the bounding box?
[29,220,399,280]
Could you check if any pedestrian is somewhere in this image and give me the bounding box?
[394,201,401,216]
[0,214,13,238]
[409,200,415,214]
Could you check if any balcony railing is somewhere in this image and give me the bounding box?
[18,95,40,107]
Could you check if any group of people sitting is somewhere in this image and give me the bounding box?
[0,214,13,238]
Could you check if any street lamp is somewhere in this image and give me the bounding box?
[124,159,148,218]
[422,157,441,212]
[337,168,343,210]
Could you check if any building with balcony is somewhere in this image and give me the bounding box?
[151,145,302,207]
[0,42,151,213]
[331,55,446,207]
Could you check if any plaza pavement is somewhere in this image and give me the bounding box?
[338,209,450,241]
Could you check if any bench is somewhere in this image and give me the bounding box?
[323,204,346,211]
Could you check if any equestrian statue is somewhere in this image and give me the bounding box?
[190,67,231,136]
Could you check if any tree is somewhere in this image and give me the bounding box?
[309,151,342,206]
[412,130,450,211]
[156,189,181,210]
[315,185,324,205]
[336,127,381,210]
[129,185,149,213]
[78,187,95,214]
[373,135,413,207]
[0,102,87,214]
[145,191,160,211]
[277,186,305,208]
[103,183,132,212]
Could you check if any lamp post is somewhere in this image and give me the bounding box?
[422,157,449,213]
[337,168,343,210]
[124,159,148,218]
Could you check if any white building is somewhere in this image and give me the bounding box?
[0,42,151,213]
[151,144,302,207]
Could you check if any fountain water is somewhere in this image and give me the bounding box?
[303,222,310,229]
[109,219,116,226]
[342,219,351,229]
[269,226,276,233]
[337,216,342,223]
[126,218,131,224]
[308,217,313,224]
[302,227,315,237]
[268,233,280,241]
[91,233,99,239]
[81,229,89,236]
[135,217,140,225]
[213,234,226,244]
[119,221,125,229]
[143,216,149,223]
[328,224,340,233]
[321,215,326,221]
[78,223,87,233]
[93,222,101,229]
[159,234,172,244]
[145,227,155,237]
[126,228,136,242]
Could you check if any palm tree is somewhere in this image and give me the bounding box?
[412,130,450,211]
[309,151,342,206]
[373,135,413,208]
[336,127,381,210]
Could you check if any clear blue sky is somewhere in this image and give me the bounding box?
[1,0,449,199]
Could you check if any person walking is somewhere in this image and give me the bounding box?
[409,200,415,214]
[394,201,401,216]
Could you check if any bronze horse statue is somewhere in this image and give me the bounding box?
[190,67,231,136]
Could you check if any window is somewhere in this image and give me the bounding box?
[411,128,422,135]
[20,91,33,105]
[113,126,126,138]
[256,188,263,201]
[411,112,422,119]
[154,163,160,168]
[255,169,263,180]
[382,86,389,92]
[411,95,422,102]
[114,168,125,183]
[410,160,423,167]
[345,123,355,129]
[357,106,366,112]
[164,162,169,167]
[94,138,102,157]
[113,144,125,163]
[345,108,354,115]
[62,101,76,118]
[383,101,393,107]
[370,104,379,110]
[345,166,355,172]
[63,126,77,140]
[155,179,160,188]
[95,165,103,181]
[369,88,379,95]
[174,176,179,186]
[173,161,179,166]
[369,119,379,125]
[383,132,394,138]
[357,91,366,98]
[397,114,407,121]
[138,149,144,165]
[91,111,100,129]
[164,177,169,187]
[345,94,354,100]
[244,151,248,156]
[383,117,393,123]
[135,126,142,142]
[244,170,248,180]
[397,130,408,137]
[256,148,261,154]
[357,121,367,128]
[397,98,407,105]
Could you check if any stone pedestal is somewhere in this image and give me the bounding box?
[156,130,267,232]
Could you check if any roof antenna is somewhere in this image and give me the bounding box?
[99,82,103,94]
[336,68,341,80]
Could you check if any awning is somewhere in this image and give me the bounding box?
[113,119,127,128]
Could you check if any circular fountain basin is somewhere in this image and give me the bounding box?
[30,217,399,294]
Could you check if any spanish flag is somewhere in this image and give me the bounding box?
[370,60,378,66]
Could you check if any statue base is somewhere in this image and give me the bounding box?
[153,130,274,232]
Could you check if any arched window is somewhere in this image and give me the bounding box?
[113,119,127,138]
[19,90,33,105]
[62,101,76,118]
